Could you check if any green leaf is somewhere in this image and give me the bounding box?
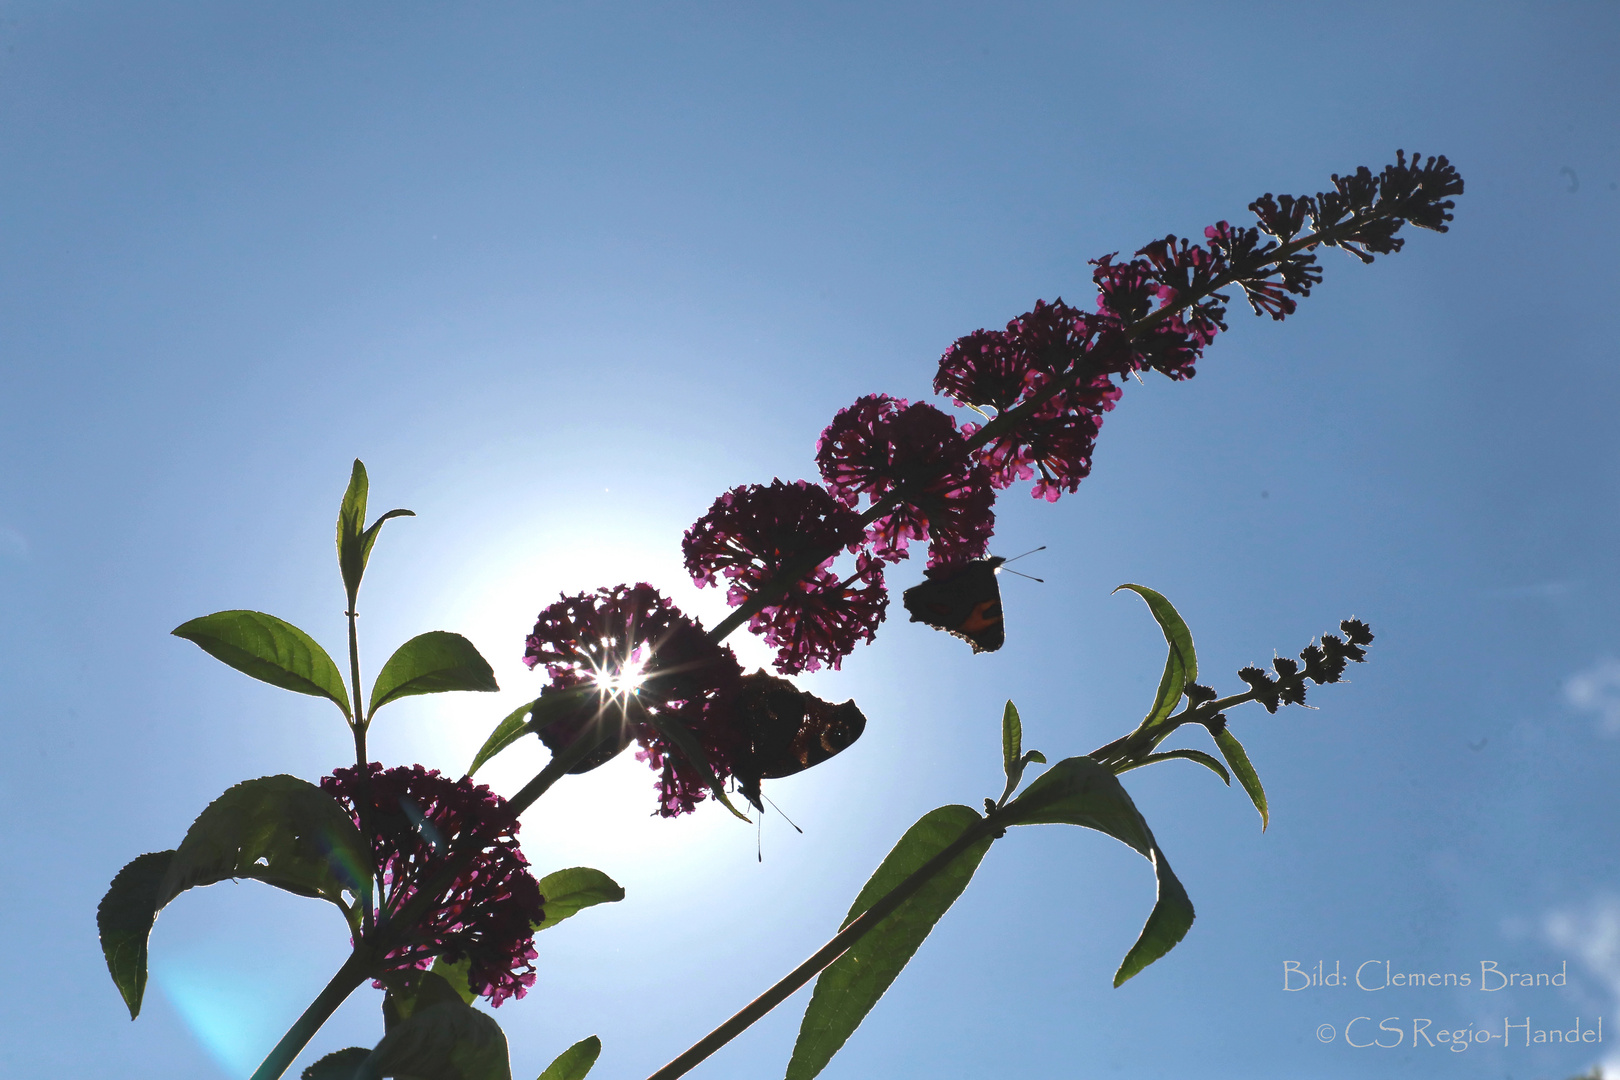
[158,775,369,913]
[1214,728,1268,831]
[1001,700,1022,781]
[1004,756,1196,986]
[368,631,499,718]
[997,701,1046,804]
[537,1036,602,1080]
[1116,748,1230,784]
[336,459,414,609]
[172,610,351,719]
[1114,584,1197,733]
[468,700,537,776]
[383,970,471,1030]
[302,1048,370,1080]
[787,805,993,1080]
[361,1000,511,1080]
[535,867,626,932]
[429,954,477,1005]
[98,850,176,1019]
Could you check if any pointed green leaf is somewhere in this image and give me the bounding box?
[1001,700,1022,781]
[537,1036,602,1080]
[1116,748,1230,784]
[337,460,370,605]
[337,460,414,608]
[1214,728,1268,830]
[786,805,993,1080]
[1114,584,1197,733]
[172,610,351,718]
[98,850,176,1019]
[468,700,537,776]
[361,1000,511,1080]
[368,631,499,718]
[1004,756,1196,986]
[158,775,369,913]
[302,1048,370,1080]
[535,867,626,932]
[998,702,1046,803]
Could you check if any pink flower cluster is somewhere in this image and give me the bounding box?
[523,584,743,816]
[321,763,544,1007]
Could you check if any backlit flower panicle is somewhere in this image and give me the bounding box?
[815,395,996,567]
[523,584,743,816]
[321,764,543,1007]
[683,480,887,673]
[744,550,888,674]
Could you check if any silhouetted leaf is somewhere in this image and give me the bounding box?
[535,867,625,932]
[1214,728,1268,830]
[1116,748,1230,784]
[469,700,537,776]
[369,631,499,718]
[302,1047,369,1080]
[158,775,368,913]
[787,805,992,1080]
[1114,584,1197,733]
[537,1036,602,1080]
[172,610,351,718]
[1005,756,1195,986]
[362,1000,510,1080]
[97,850,175,1019]
[383,970,471,1031]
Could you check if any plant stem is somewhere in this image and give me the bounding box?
[346,603,376,935]
[645,815,1000,1080]
[249,946,376,1080]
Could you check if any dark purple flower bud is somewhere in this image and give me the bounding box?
[320,764,544,1007]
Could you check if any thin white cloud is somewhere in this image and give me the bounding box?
[1544,896,1620,1077]
[1565,659,1620,736]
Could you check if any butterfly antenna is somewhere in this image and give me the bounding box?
[999,545,1046,581]
[763,792,804,834]
[757,813,763,863]
[1003,545,1046,564]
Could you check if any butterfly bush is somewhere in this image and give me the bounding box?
[558,150,1460,810]
[105,153,1459,1080]
[320,764,544,1006]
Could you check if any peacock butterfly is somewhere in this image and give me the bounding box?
[731,671,866,812]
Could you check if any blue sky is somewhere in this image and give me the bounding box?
[2,3,1619,1078]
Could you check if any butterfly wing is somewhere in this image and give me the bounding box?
[732,671,867,810]
[900,558,1005,653]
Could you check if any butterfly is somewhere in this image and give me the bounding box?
[900,548,1044,654]
[731,671,866,812]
